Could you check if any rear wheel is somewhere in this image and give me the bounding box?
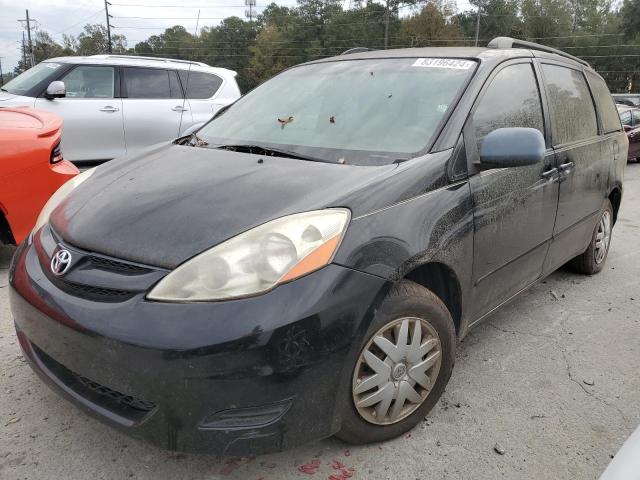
[570,200,614,275]
[336,280,455,444]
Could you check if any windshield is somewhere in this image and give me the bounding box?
[2,62,65,96]
[198,57,476,165]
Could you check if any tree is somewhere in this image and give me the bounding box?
[399,2,465,47]
[247,24,291,86]
[521,0,572,41]
[75,24,127,55]
[621,0,640,39]
[32,31,71,63]
[471,0,523,42]
[135,26,198,59]
[200,17,258,91]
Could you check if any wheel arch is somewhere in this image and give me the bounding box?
[403,262,463,336]
[0,209,15,245]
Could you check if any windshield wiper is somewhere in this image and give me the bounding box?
[213,144,329,163]
[0,88,8,92]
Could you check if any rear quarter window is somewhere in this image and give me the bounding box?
[586,72,622,134]
[542,64,598,145]
[178,71,223,99]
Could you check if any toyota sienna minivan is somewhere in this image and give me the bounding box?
[10,37,626,455]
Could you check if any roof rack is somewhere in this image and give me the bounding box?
[341,47,375,55]
[89,54,209,67]
[487,36,590,68]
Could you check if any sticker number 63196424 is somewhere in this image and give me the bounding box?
[412,58,475,69]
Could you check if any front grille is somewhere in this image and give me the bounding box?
[39,227,165,303]
[87,255,151,275]
[56,278,134,302]
[72,373,156,412]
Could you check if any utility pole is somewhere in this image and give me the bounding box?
[474,8,481,47]
[245,0,256,22]
[105,0,113,53]
[21,33,27,68]
[25,10,35,67]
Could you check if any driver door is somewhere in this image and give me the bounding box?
[467,61,559,321]
[34,65,125,163]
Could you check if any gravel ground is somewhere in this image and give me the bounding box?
[1,164,639,480]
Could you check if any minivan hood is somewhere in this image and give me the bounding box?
[51,144,398,268]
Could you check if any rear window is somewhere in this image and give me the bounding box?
[178,71,223,99]
[542,64,598,145]
[587,73,622,134]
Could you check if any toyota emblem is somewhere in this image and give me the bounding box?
[50,249,72,276]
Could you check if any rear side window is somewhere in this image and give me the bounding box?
[62,66,114,98]
[542,64,597,145]
[124,68,181,99]
[178,71,223,99]
[586,72,621,134]
[633,110,640,126]
[473,63,544,151]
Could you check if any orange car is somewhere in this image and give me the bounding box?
[0,108,78,245]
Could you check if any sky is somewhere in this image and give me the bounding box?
[0,0,475,75]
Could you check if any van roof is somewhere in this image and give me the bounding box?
[307,42,591,72]
[41,55,237,78]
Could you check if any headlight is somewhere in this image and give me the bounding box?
[33,168,95,234]
[147,208,351,302]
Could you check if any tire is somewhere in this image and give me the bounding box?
[569,200,614,275]
[336,280,456,444]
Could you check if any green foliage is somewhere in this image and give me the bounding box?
[76,24,127,55]
[13,0,640,92]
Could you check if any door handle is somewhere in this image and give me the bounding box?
[541,167,558,179]
[172,105,189,112]
[559,161,575,172]
[99,106,119,113]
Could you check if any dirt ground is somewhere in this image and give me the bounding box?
[1,164,639,480]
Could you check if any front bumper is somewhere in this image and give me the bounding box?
[9,238,389,454]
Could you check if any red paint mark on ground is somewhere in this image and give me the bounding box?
[328,469,355,480]
[298,458,321,475]
[331,460,346,470]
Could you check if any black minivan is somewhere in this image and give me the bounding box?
[9,37,626,455]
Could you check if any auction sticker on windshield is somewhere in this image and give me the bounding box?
[412,58,475,69]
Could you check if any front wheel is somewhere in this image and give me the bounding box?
[336,280,456,444]
[570,200,614,275]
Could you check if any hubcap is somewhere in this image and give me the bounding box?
[594,210,612,265]
[352,317,442,425]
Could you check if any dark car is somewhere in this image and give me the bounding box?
[618,105,640,161]
[9,37,627,455]
[613,94,640,107]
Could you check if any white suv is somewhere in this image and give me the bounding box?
[0,55,241,164]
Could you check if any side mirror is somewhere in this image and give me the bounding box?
[479,127,545,168]
[45,81,66,99]
[623,124,633,132]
